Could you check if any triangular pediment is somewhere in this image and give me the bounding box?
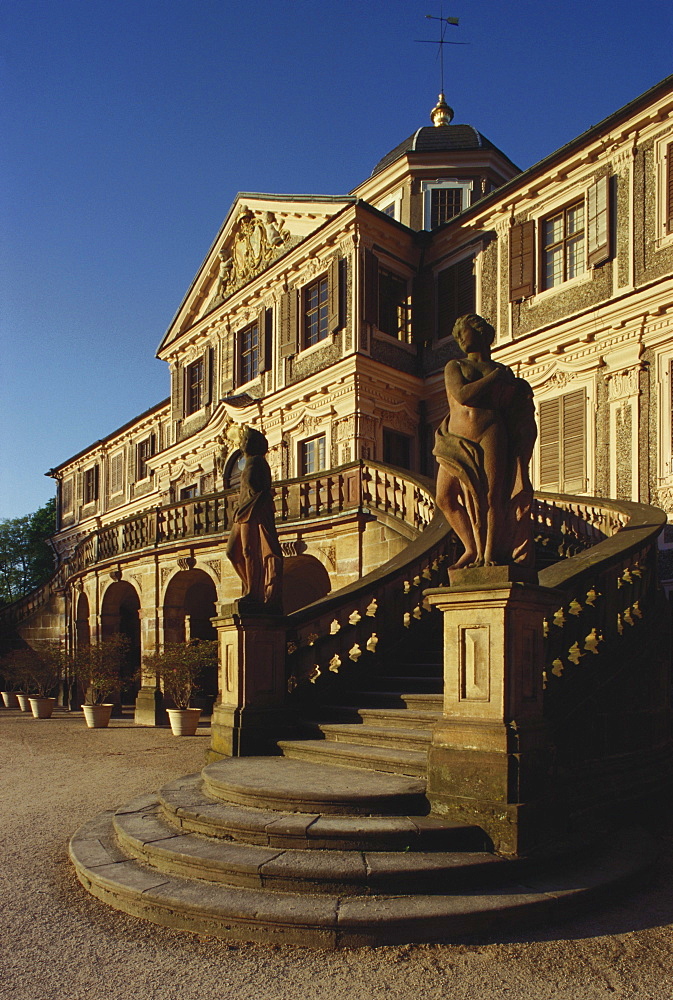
[158,193,353,356]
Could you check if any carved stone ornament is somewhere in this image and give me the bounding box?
[178,556,196,572]
[160,567,173,589]
[655,486,673,513]
[109,569,122,582]
[208,207,294,307]
[607,369,640,401]
[129,574,143,593]
[205,559,222,582]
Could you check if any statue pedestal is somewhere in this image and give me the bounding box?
[209,601,295,759]
[425,571,558,857]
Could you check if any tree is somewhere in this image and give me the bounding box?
[0,498,57,607]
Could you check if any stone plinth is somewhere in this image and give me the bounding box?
[424,570,558,857]
[209,601,295,758]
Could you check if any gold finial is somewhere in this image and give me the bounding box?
[430,92,454,127]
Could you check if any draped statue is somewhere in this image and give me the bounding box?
[434,314,537,570]
[225,426,283,611]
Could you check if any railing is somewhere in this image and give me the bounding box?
[0,562,69,628]
[283,491,662,700]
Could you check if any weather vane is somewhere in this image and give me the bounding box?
[415,8,468,94]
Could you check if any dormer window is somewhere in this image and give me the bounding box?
[421,180,473,230]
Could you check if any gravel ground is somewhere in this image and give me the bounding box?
[2,708,673,1000]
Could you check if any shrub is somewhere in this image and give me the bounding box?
[143,639,218,710]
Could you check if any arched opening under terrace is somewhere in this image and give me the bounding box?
[100,580,141,710]
[162,569,218,712]
[282,554,331,614]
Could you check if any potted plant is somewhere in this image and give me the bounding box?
[27,643,64,718]
[1,648,44,712]
[0,650,23,708]
[77,633,130,728]
[143,639,217,735]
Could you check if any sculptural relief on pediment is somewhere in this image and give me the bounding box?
[208,206,299,308]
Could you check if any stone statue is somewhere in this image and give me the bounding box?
[225,425,283,611]
[433,314,537,570]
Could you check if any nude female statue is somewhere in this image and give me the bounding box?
[433,314,537,570]
[225,426,283,611]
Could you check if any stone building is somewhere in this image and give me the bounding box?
[6,76,673,722]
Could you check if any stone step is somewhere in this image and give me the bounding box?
[159,773,484,852]
[319,705,442,728]
[366,675,442,693]
[278,738,427,777]
[201,757,428,814]
[348,691,443,710]
[113,795,503,896]
[299,721,433,753]
[70,812,659,949]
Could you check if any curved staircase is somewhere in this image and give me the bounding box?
[70,756,656,948]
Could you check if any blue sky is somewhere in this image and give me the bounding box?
[1,0,672,518]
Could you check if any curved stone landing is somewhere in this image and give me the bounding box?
[69,757,659,949]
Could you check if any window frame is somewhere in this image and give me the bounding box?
[421,179,473,230]
[382,428,413,471]
[303,275,330,350]
[533,383,592,495]
[185,357,205,416]
[238,319,261,386]
[377,266,411,343]
[83,465,99,506]
[300,434,327,477]
[655,132,673,245]
[135,435,155,483]
[540,198,586,291]
[109,451,125,496]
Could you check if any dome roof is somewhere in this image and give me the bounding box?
[371,124,500,177]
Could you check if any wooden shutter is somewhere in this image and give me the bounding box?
[203,347,213,406]
[328,254,340,333]
[279,287,298,358]
[76,471,83,506]
[261,308,272,373]
[667,142,673,235]
[412,268,435,343]
[562,389,586,492]
[538,389,586,492]
[128,442,136,485]
[93,464,100,502]
[437,257,475,339]
[539,398,561,490]
[362,248,379,325]
[509,221,536,301]
[254,306,266,374]
[587,175,611,267]
[171,364,183,421]
[110,452,123,495]
[220,333,234,394]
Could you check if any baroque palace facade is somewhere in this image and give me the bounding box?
[20,76,673,720]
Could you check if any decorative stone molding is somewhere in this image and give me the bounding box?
[109,569,122,582]
[281,540,307,557]
[654,486,673,513]
[160,567,173,589]
[205,559,222,582]
[177,556,196,572]
[319,543,337,571]
[129,574,143,593]
[607,368,641,401]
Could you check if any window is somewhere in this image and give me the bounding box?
[383,429,412,470]
[83,465,99,505]
[136,435,155,482]
[239,321,260,384]
[382,203,396,218]
[109,452,124,495]
[185,358,205,415]
[542,201,585,289]
[509,177,611,302]
[180,485,198,500]
[538,390,586,493]
[422,180,472,230]
[431,188,462,228]
[378,268,411,341]
[301,435,326,476]
[304,276,329,348]
[437,257,475,339]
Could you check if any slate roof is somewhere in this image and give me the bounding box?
[371,124,506,177]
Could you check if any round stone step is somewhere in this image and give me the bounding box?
[159,774,484,851]
[202,757,427,814]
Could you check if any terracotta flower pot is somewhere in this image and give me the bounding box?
[29,697,56,719]
[16,694,32,712]
[1,691,19,709]
[82,704,114,729]
[166,707,201,736]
